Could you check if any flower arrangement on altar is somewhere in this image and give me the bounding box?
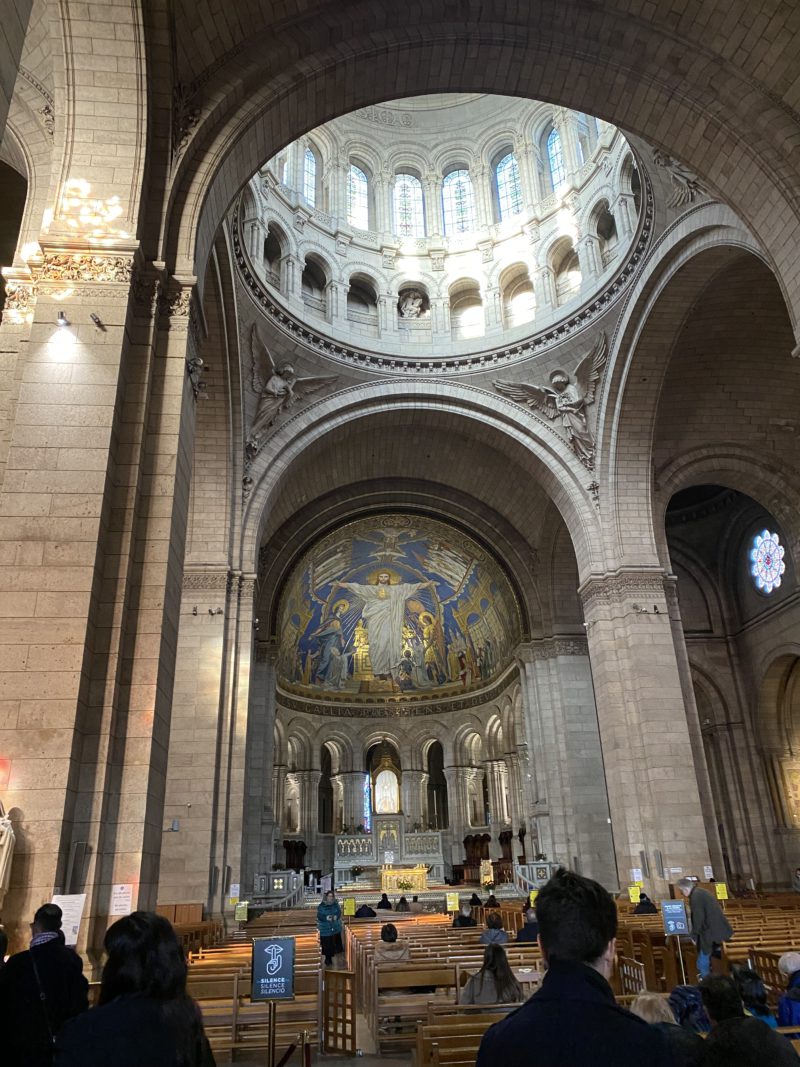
[397,878,413,892]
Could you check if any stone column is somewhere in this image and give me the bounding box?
[424,173,444,238]
[611,192,637,238]
[533,266,555,309]
[579,570,713,890]
[339,771,366,830]
[505,753,523,834]
[483,759,505,828]
[443,765,467,864]
[273,764,288,845]
[402,770,426,826]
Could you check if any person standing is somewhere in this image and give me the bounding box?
[476,869,672,1067]
[676,878,733,980]
[0,903,88,1067]
[316,890,343,966]
[55,911,215,1067]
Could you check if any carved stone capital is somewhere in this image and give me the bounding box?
[182,569,231,592]
[515,637,589,664]
[36,251,133,286]
[1,281,36,323]
[578,569,668,610]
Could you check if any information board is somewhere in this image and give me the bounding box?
[110,883,133,917]
[234,901,249,922]
[251,936,295,1001]
[628,885,641,903]
[661,899,690,937]
[528,890,538,906]
[51,894,87,946]
[446,891,460,912]
[715,882,728,900]
[343,897,356,916]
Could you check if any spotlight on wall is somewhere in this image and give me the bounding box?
[208,607,223,616]
[89,312,107,331]
[192,606,198,616]
[57,310,69,327]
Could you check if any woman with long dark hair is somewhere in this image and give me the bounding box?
[56,912,215,1066]
[461,944,523,1005]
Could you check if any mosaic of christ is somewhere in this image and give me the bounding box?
[277,514,522,698]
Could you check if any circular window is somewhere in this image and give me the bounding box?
[750,529,786,594]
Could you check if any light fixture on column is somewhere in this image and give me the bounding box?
[89,312,106,331]
[57,310,69,327]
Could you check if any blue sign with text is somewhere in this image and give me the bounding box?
[661,899,690,937]
[251,936,296,1001]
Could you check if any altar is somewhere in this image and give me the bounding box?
[334,815,445,885]
[380,864,429,893]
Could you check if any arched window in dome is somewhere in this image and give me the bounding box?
[347,164,370,229]
[393,173,425,237]
[495,152,523,221]
[546,127,566,192]
[750,529,786,594]
[303,147,317,207]
[442,169,476,234]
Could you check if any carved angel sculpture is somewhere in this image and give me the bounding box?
[494,333,607,469]
[651,148,705,208]
[247,323,338,450]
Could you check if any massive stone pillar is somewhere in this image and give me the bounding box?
[402,770,426,827]
[516,639,616,886]
[579,570,713,891]
[0,1,31,142]
[0,253,199,951]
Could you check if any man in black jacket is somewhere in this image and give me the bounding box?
[476,869,672,1067]
[0,902,88,1066]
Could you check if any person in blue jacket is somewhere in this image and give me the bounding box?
[317,890,343,966]
[778,951,800,1029]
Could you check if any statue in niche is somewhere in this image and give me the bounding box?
[246,323,338,451]
[494,333,607,470]
[0,800,15,911]
[376,770,400,814]
[399,289,424,318]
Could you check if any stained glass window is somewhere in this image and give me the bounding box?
[442,169,477,234]
[495,152,523,221]
[547,127,566,192]
[362,774,372,831]
[347,164,369,229]
[750,529,786,594]
[394,173,425,237]
[303,147,316,207]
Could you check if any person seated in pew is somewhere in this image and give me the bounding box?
[452,904,477,928]
[484,894,499,908]
[699,975,798,1066]
[354,902,376,918]
[461,944,522,1005]
[731,965,777,1028]
[480,911,508,946]
[778,952,800,1030]
[630,992,704,1067]
[633,891,658,915]
[469,892,483,907]
[376,893,393,910]
[395,895,410,912]
[373,923,411,963]
[515,907,539,943]
[476,869,673,1067]
[409,894,423,913]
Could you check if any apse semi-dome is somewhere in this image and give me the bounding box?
[233,93,646,370]
[276,513,522,702]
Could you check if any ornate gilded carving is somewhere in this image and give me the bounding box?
[38,252,133,284]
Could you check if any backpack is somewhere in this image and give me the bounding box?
[668,985,711,1033]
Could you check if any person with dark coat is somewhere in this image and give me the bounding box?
[630,992,705,1067]
[452,904,477,927]
[0,902,88,1067]
[376,893,392,910]
[633,892,658,915]
[476,869,672,1067]
[515,907,539,943]
[354,903,376,918]
[484,894,499,908]
[56,911,215,1067]
[677,878,733,979]
[699,975,798,1065]
[469,892,483,907]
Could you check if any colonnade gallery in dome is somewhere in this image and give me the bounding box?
[0,0,799,952]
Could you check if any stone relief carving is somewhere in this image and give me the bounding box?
[3,282,35,317]
[38,253,133,284]
[578,570,667,609]
[37,103,55,139]
[357,106,414,128]
[171,83,200,161]
[651,149,706,208]
[182,571,231,591]
[494,333,608,469]
[159,287,193,318]
[246,322,338,456]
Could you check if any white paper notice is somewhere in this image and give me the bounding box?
[630,868,643,883]
[703,865,714,880]
[110,883,133,916]
[51,893,87,946]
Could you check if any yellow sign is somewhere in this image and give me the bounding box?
[446,892,460,913]
[234,901,249,922]
[636,881,644,888]
[343,897,356,916]
[715,882,728,900]
[528,890,538,906]
[628,885,641,903]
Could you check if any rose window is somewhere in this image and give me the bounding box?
[750,529,786,594]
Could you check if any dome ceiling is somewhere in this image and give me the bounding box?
[276,513,522,704]
[232,93,649,373]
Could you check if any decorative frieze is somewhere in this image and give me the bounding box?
[37,252,133,285]
[578,569,668,609]
[182,570,231,592]
[517,637,589,662]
